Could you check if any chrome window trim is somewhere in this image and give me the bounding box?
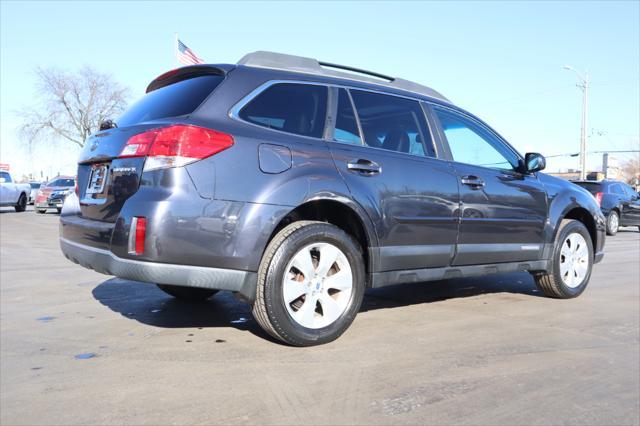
[228,79,443,160]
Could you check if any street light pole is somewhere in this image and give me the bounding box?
[564,66,589,180]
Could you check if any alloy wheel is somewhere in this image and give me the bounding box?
[282,242,353,329]
[559,233,590,288]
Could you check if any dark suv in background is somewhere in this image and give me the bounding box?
[60,51,605,346]
[572,180,640,235]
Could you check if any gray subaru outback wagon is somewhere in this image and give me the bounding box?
[60,51,605,346]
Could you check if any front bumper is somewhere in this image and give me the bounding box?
[36,196,66,209]
[60,237,257,300]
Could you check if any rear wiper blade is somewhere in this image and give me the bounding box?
[99,119,118,131]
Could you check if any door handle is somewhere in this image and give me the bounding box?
[347,159,381,175]
[461,175,485,189]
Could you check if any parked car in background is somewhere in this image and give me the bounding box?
[60,51,605,346]
[0,171,30,212]
[35,176,75,214]
[28,182,42,204]
[572,180,640,235]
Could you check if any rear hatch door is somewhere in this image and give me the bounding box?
[77,70,227,222]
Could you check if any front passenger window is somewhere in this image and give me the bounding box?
[434,107,519,171]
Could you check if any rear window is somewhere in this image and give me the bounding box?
[573,182,602,194]
[350,89,435,157]
[117,75,224,127]
[609,183,625,195]
[239,83,327,138]
[47,178,74,187]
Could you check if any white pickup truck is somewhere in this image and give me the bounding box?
[0,171,30,212]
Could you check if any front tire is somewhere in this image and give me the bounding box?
[252,221,365,346]
[606,210,619,236]
[14,194,27,212]
[156,284,218,301]
[533,219,593,299]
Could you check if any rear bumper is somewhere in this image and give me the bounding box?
[60,237,257,299]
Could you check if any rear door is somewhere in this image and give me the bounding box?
[431,105,548,265]
[328,88,459,271]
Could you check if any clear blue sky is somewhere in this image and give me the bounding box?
[1,0,638,179]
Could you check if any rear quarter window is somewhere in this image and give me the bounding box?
[117,75,224,126]
[238,83,328,138]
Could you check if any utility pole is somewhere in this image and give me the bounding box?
[564,66,589,180]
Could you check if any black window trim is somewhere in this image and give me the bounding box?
[228,79,443,160]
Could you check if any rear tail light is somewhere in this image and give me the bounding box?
[74,180,79,196]
[119,125,234,171]
[128,217,147,255]
[595,192,603,206]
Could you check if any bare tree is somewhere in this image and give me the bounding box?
[19,66,130,148]
[620,156,640,185]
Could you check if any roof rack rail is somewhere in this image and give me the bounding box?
[237,51,449,102]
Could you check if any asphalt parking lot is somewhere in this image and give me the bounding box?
[1,206,639,425]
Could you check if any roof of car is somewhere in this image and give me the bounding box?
[236,51,450,103]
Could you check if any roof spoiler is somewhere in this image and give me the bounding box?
[146,65,227,93]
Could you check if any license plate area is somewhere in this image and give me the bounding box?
[86,164,109,194]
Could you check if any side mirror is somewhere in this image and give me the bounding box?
[524,152,546,173]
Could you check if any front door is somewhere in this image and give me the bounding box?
[328,88,460,271]
[620,183,640,226]
[431,105,548,265]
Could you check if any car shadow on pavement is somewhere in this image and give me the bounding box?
[92,272,542,342]
[359,272,543,312]
[92,278,279,342]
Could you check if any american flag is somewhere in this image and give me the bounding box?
[176,39,204,65]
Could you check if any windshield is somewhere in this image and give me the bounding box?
[30,183,41,189]
[47,178,74,187]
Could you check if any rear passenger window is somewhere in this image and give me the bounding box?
[349,90,435,157]
[239,83,327,138]
[333,89,362,145]
[609,184,625,195]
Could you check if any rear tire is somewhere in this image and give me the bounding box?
[252,221,365,347]
[533,219,593,299]
[35,209,46,214]
[606,210,619,236]
[156,284,218,301]
[14,194,27,212]
[56,207,62,214]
